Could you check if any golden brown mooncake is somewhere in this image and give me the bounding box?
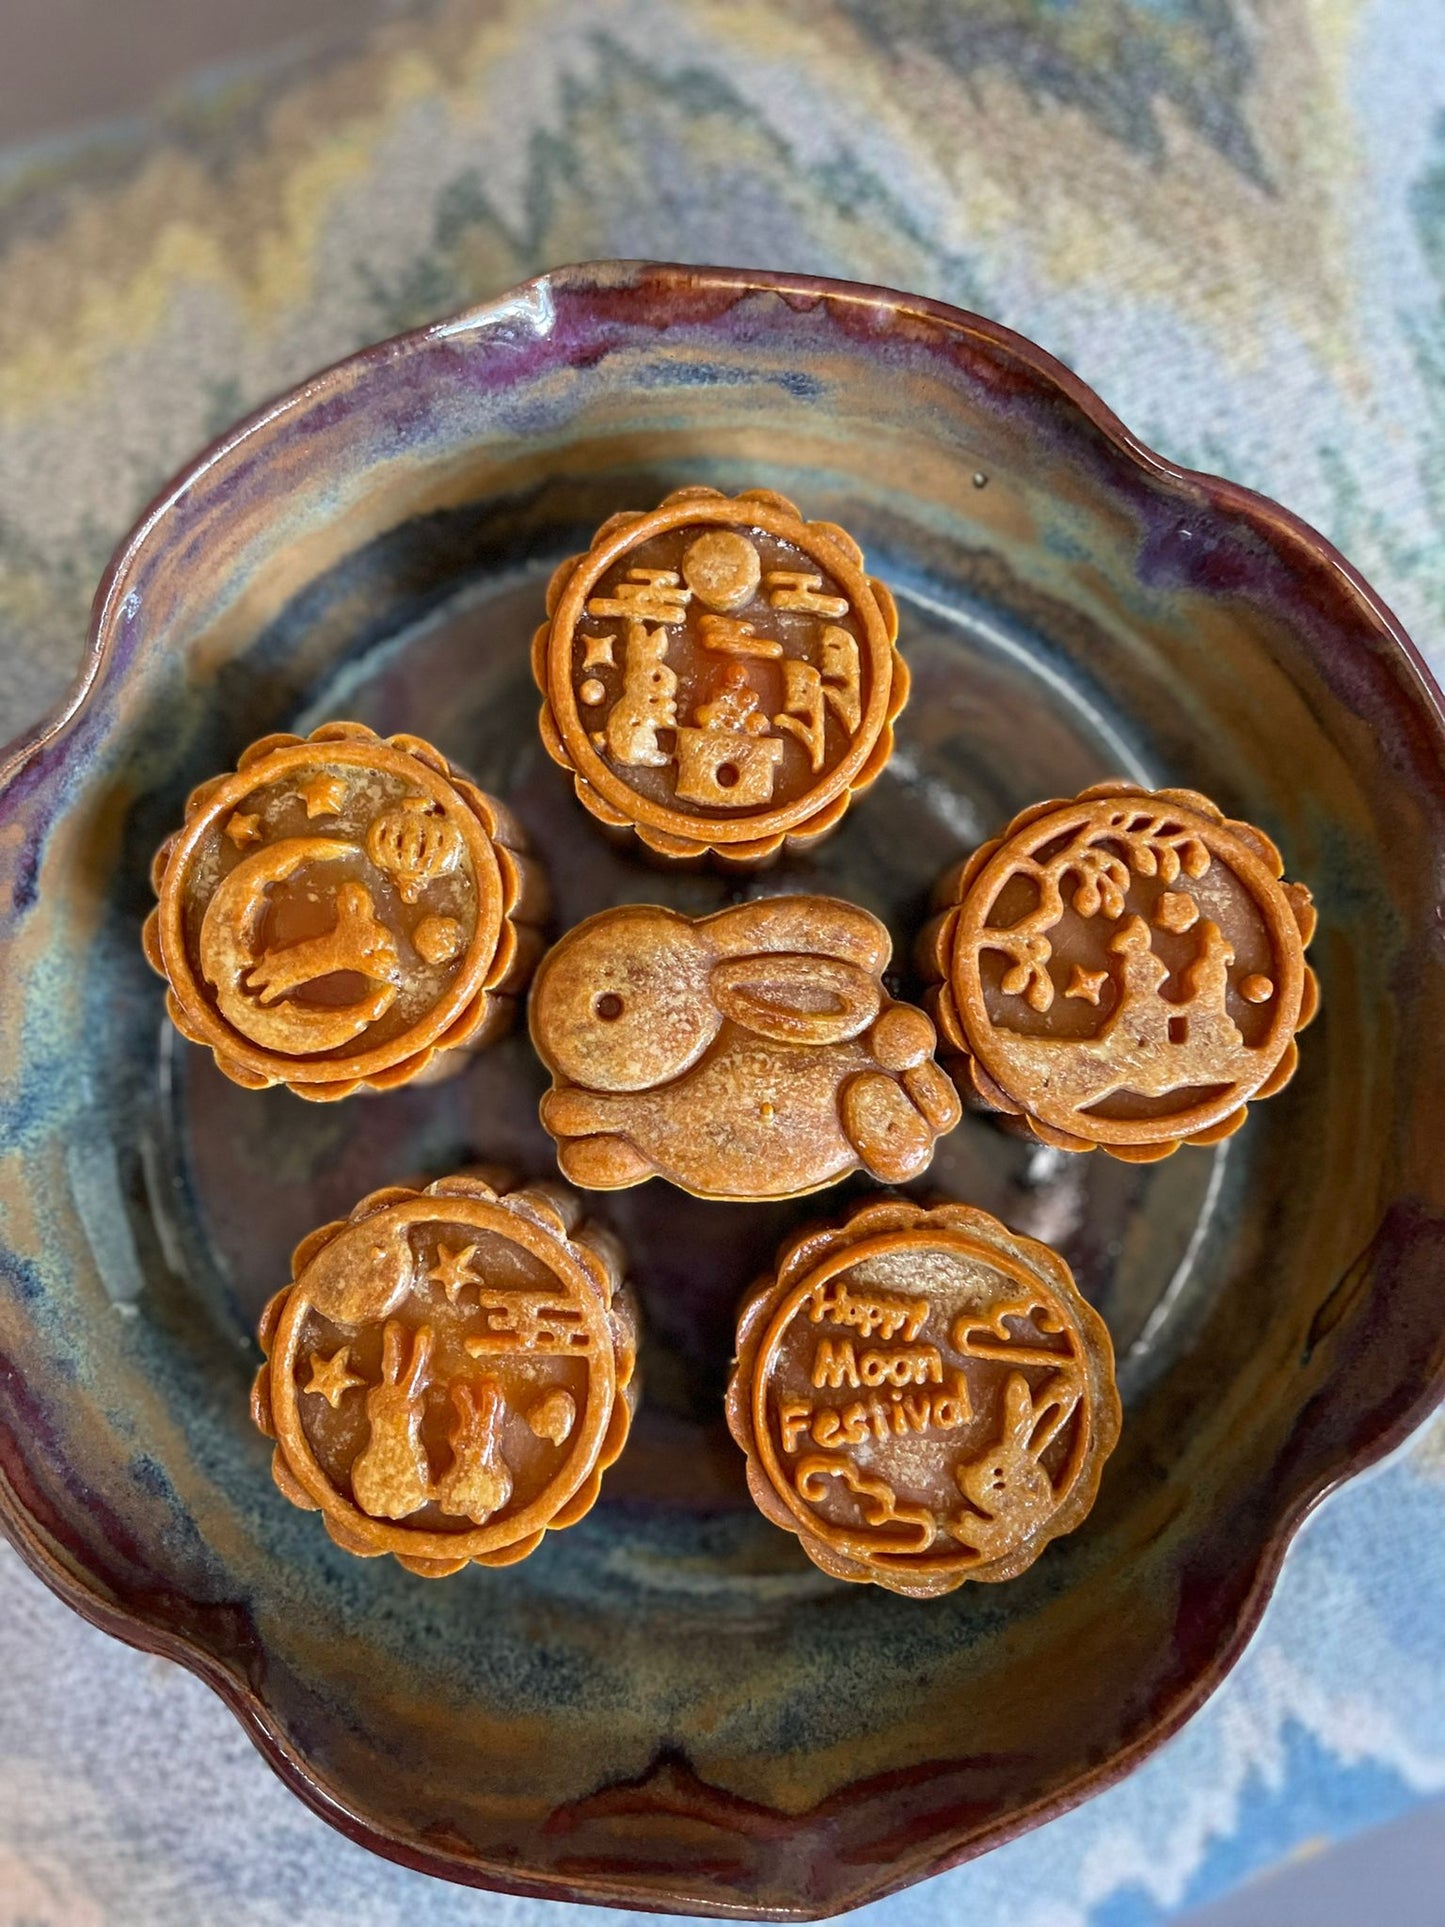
[529,896,960,1199]
[144,722,546,1099]
[534,486,907,863]
[251,1173,639,1576]
[919,782,1318,1160]
[727,1197,1121,1597]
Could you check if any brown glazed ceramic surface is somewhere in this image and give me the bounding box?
[1,263,1445,1918]
[921,782,1319,1159]
[530,898,960,1198]
[252,1173,638,1575]
[535,486,906,862]
[143,722,546,1098]
[727,1198,1120,1596]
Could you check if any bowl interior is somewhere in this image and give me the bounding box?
[3,264,1444,1919]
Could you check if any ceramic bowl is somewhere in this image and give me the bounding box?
[3,262,1444,1919]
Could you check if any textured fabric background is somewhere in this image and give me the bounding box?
[2,2,1444,1921]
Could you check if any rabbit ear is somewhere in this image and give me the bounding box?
[1007,1372,1080,1459]
[404,1324,433,1396]
[704,897,891,974]
[711,954,881,1044]
[1002,1373,1038,1446]
[474,1378,505,1428]
[452,1375,501,1419]
[1029,1379,1080,1457]
[380,1319,405,1383]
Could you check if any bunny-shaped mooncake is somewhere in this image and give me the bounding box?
[529,897,961,1200]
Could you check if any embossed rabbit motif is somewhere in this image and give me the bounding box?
[351,1321,433,1519]
[950,1372,1077,1561]
[530,898,961,1200]
[436,1377,513,1525]
[243,880,400,1005]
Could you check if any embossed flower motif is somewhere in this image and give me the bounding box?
[918,781,1320,1162]
[250,1173,639,1576]
[532,486,909,864]
[142,721,547,1099]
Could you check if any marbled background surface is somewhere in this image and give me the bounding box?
[2,2,1444,1921]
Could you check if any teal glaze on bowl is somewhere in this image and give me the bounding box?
[2,262,1445,1919]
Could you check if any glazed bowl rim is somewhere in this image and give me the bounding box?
[3,257,1445,1917]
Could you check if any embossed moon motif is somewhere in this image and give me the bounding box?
[527,1388,577,1445]
[681,529,762,612]
[199,836,398,1054]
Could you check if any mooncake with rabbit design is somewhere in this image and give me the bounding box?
[726,1197,1120,1596]
[251,1173,639,1576]
[144,721,548,1099]
[919,781,1317,1159]
[533,485,908,863]
[529,897,961,1201]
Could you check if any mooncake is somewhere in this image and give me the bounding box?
[727,1197,1120,1596]
[251,1172,639,1575]
[919,782,1318,1159]
[534,486,907,862]
[529,896,960,1199]
[143,722,546,1099]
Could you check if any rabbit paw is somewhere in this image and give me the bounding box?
[540,1086,629,1137]
[556,1134,656,1190]
[840,1071,936,1182]
[902,1058,964,1135]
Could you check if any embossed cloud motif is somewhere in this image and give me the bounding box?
[921,782,1319,1160]
[251,1175,639,1577]
[529,896,961,1201]
[727,1198,1121,1597]
[143,722,547,1099]
[533,486,908,863]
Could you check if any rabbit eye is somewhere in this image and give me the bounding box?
[594,993,624,1021]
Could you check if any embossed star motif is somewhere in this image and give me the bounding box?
[304,1346,365,1408]
[296,773,348,818]
[581,632,616,671]
[224,811,264,847]
[428,1242,480,1305]
[1064,965,1110,1005]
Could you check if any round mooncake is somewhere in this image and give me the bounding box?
[727,1197,1120,1597]
[251,1173,639,1575]
[919,782,1318,1159]
[144,722,546,1099]
[534,486,907,863]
